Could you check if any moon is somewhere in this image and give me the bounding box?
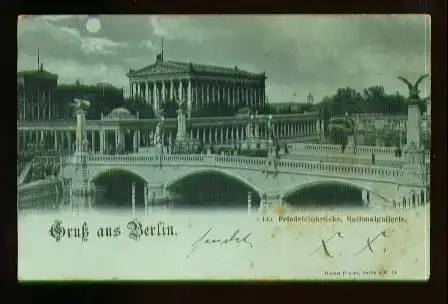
[86,17,101,33]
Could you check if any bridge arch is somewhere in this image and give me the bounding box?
[283,179,392,206]
[164,168,263,196]
[91,167,149,184]
[91,167,149,208]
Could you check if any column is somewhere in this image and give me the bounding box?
[245,82,249,106]
[179,80,183,101]
[249,82,253,108]
[99,130,104,154]
[67,132,72,152]
[53,130,58,150]
[170,79,174,100]
[207,82,210,104]
[161,81,166,103]
[187,79,192,118]
[115,130,119,149]
[145,82,150,104]
[232,82,236,108]
[153,82,158,111]
[92,131,96,153]
[133,130,138,153]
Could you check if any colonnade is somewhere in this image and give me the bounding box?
[17,117,323,154]
[129,78,265,117]
[18,98,62,121]
[17,129,76,152]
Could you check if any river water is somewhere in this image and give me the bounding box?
[18,191,367,215]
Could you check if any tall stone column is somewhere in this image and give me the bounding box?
[133,130,138,153]
[74,108,88,156]
[206,82,210,104]
[114,130,119,150]
[161,81,166,103]
[91,131,96,153]
[54,130,58,150]
[179,80,183,101]
[187,79,192,118]
[170,79,174,100]
[145,82,149,104]
[406,101,421,148]
[232,83,236,108]
[154,81,160,113]
[99,130,104,154]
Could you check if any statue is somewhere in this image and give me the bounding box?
[153,109,164,147]
[176,98,187,141]
[246,122,253,140]
[71,98,91,111]
[397,74,429,101]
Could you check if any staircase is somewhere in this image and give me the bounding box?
[17,162,32,185]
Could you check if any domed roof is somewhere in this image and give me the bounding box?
[103,107,136,120]
[110,107,131,115]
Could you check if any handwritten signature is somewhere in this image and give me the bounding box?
[186,228,253,259]
[309,229,394,258]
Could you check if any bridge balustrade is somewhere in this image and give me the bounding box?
[302,144,397,156]
[82,154,423,185]
[285,152,404,168]
[273,158,407,181]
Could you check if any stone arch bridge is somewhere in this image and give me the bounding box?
[61,154,427,210]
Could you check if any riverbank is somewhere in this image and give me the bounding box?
[17,178,63,209]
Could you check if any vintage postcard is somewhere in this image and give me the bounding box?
[17,15,430,281]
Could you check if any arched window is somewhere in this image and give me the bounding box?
[366,191,370,204]
[402,197,406,208]
[420,190,425,205]
[412,193,416,208]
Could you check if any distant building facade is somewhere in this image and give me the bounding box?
[17,64,59,121]
[56,82,124,120]
[126,54,267,118]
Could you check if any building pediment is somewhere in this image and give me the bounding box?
[129,62,188,76]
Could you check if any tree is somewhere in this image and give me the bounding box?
[311,85,409,119]
[161,98,179,118]
[124,97,156,118]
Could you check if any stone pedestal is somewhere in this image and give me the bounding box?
[347,135,355,149]
[406,102,421,148]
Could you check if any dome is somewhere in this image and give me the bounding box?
[104,107,136,120]
[109,107,132,116]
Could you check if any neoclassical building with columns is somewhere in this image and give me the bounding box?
[127,54,267,118]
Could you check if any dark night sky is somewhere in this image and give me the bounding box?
[18,15,431,103]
